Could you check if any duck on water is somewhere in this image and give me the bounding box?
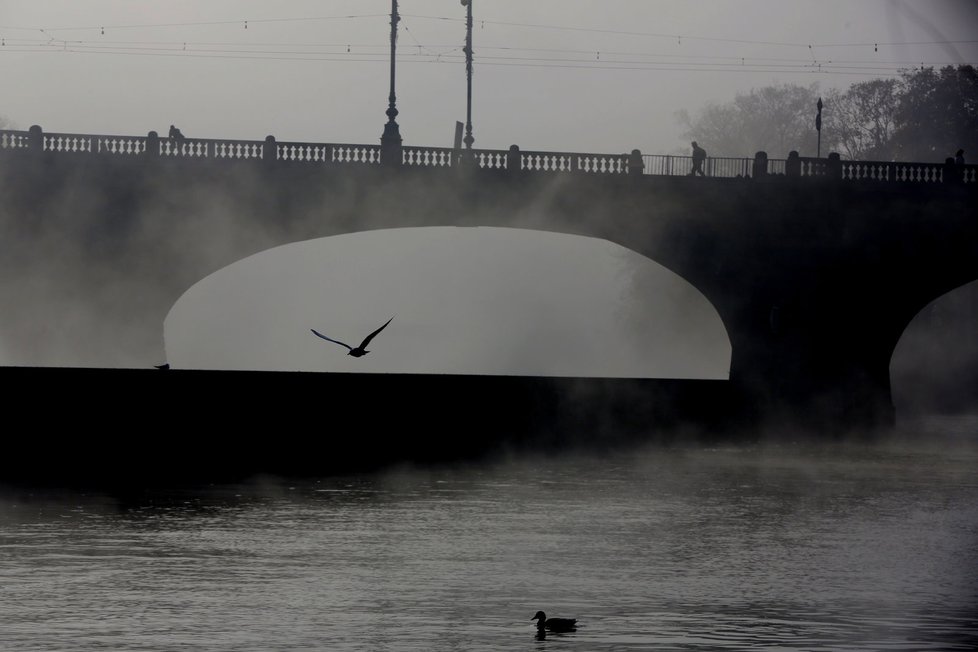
[532,611,577,632]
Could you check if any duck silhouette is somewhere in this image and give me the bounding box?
[311,317,393,357]
[532,611,577,633]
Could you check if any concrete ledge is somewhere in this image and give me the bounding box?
[1,366,738,488]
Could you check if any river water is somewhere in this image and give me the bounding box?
[2,417,976,651]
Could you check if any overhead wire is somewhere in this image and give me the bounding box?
[0,11,974,77]
[0,42,931,76]
[2,11,976,49]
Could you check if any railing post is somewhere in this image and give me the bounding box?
[28,125,43,152]
[942,157,962,185]
[628,149,645,176]
[263,135,277,166]
[507,144,521,173]
[785,151,800,177]
[826,152,842,180]
[145,131,159,158]
[752,151,768,178]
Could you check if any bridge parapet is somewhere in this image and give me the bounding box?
[837,159,972,183]
[275,140,381,165]
[0,130,30,150]
[158,137,263,160]
[2,125,975,184]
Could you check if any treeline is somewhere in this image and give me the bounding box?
[677,65,977,162]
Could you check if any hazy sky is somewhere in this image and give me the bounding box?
[2,1,976,154]
[164,227,731,377]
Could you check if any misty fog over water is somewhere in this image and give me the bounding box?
[2,419,976,651]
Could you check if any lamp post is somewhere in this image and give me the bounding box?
[461,0,474,151]
[815,96,823,158]
[380,0,402,166]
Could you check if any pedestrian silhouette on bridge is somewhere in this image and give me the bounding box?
[955,149,965,166]
[689,141,707,176]
[168,125,185,141]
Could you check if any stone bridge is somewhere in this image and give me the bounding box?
[1,126,976,432]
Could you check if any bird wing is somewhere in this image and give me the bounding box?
[357,316,393,349]
[310,329,352,350]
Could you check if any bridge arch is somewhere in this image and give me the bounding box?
[164,226,731,378]
[890,280,978,417]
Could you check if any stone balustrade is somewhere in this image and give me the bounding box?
[1,125,974,184]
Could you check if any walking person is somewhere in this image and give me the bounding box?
[689,141,707,176]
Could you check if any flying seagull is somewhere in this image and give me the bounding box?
[311,317,393,358]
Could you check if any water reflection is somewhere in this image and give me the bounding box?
[2,425,977,651]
